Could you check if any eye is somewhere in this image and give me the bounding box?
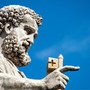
[24,25,34,34]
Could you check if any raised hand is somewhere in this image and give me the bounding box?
[43,66,80,90]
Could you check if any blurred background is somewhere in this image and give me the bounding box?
[0,0,90,89]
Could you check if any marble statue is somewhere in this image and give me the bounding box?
[0,5,80,90]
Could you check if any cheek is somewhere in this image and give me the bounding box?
[18,31,24,38]
[15,28,26,40]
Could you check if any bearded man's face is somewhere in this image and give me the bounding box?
[2,14,38,66]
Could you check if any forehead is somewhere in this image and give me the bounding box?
[23,14,38,31]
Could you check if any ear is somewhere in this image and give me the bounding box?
[5,23,13,34]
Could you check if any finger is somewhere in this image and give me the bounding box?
[60,73,69,81]
[58,76,67,86]
[59,81,66,89]
[60,66,80,73]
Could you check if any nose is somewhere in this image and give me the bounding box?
[27,34,34,44]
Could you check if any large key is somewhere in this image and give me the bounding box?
[47,54,64,90]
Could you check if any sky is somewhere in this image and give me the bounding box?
[0,0,90,90]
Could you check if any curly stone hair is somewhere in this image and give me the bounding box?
[0,5,42,34]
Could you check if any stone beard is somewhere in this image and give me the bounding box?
[2,30,31,66]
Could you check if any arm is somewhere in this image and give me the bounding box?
[0,66,79,90]
[0,73,46,90]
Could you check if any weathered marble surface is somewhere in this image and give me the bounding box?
[0,5,80,90]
